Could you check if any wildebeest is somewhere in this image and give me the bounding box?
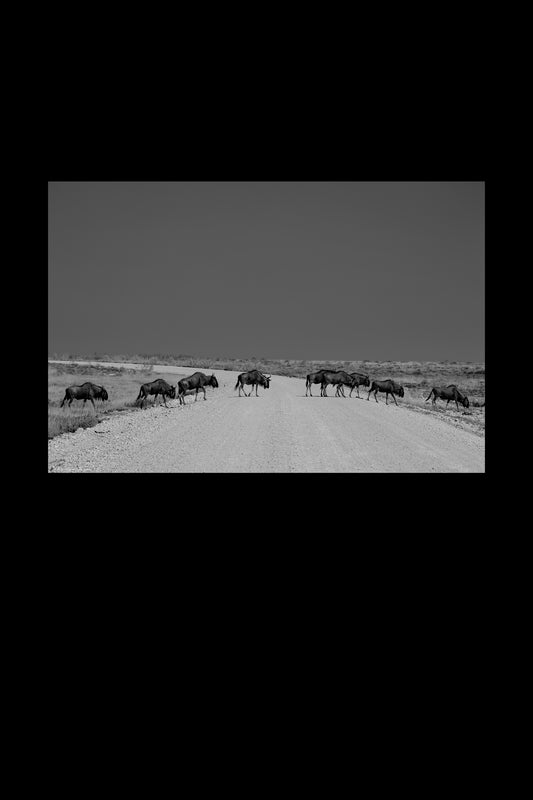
[235,370,271,397]
[320,370,353,397]
[425,385,470,411]
[305,370,329,397]
[177,372,219,404]
[60,382,108,410]
[367,379,404,405]
[348,373,371,398]
[333,373,371,398]
[136,378,176,408]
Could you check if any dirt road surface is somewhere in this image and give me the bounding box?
[48,364,485,472]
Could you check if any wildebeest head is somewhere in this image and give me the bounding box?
[263,374,271,388]
[362,376,370,387]
[169,385,176,399]
[211,374,219,388]
[398,386,404,398]
[462,395,469,408]
[101,388,109,401]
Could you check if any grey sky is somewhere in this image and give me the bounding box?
[48,181,484,361]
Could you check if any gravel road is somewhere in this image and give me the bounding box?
[48,365,485,472]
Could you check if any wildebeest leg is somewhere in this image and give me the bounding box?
[374,391,378,403]
[357,387,361,398]
[203,387,207,400]
[90,398,96,410]
[392,392,398,406]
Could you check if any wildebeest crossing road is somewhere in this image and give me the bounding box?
[48,363,485,472]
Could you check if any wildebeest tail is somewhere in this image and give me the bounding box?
[425,389,434,402]
[234,378,241,390]
[60,390,69,408]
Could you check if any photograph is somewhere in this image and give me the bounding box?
[48,181,485,473]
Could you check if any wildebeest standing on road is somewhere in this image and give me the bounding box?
[178,372,219,404]
[367,379,404,405]
[425,385,470,411]
[235,370,271,397]
[305,370,329,397]
[320,370,353,397]
[60,382,108,410]
[136,379,176,408]
[348,373,371,398]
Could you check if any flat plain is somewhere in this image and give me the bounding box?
[48,358,485,473]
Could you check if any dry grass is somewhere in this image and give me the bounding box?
[49,353,484,385]
[48,363,187,439]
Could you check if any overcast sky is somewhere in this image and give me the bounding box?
[48,181,484,362]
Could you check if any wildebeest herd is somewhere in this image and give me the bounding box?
[304,369,470,409]
[59,368,472,414]
[59,372,220,411]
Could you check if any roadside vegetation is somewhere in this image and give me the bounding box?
[48,363,186,439]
